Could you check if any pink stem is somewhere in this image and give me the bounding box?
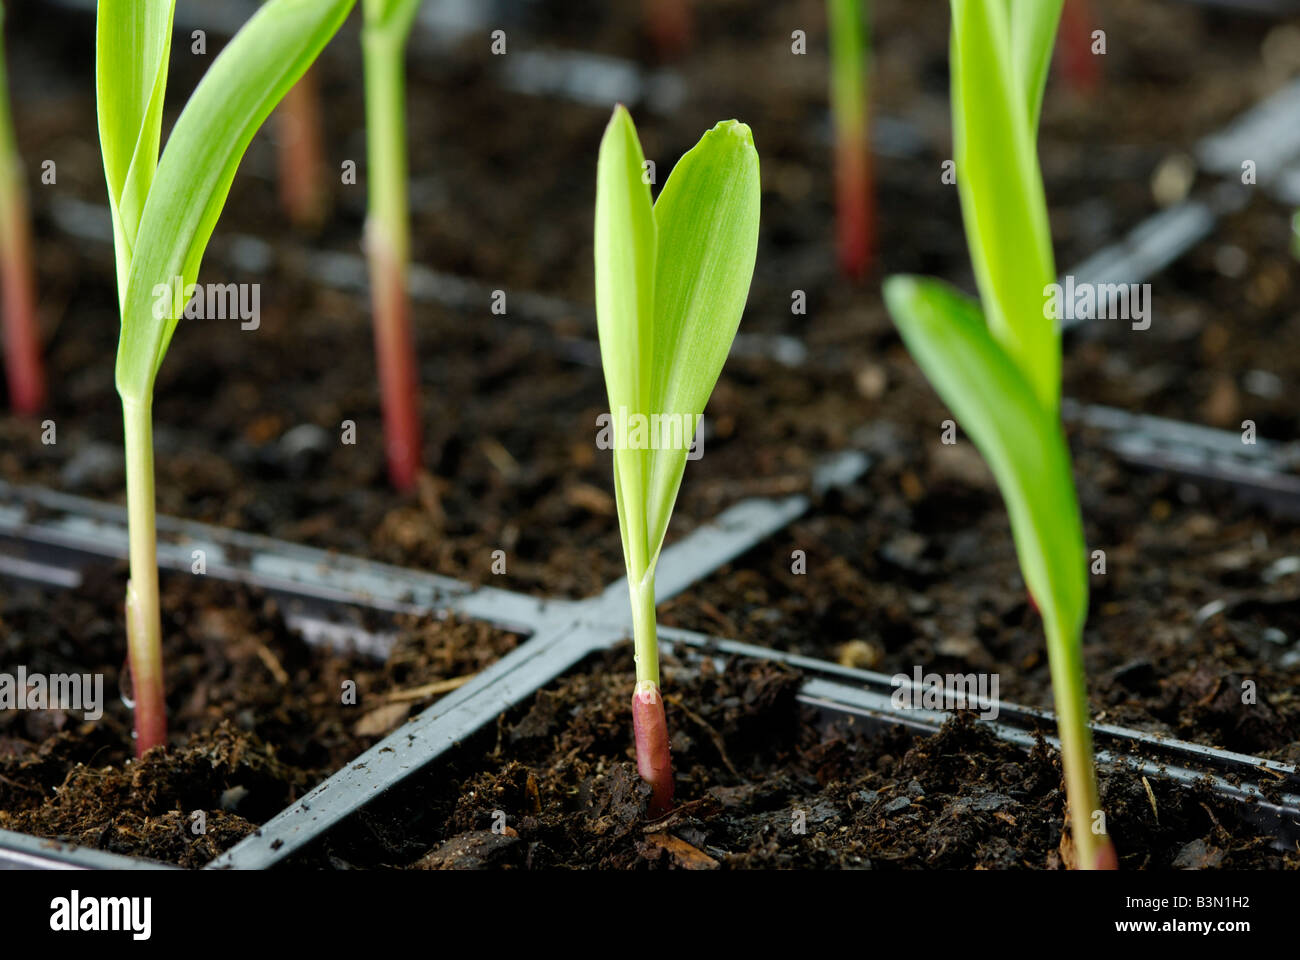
[1092,837,1118,870]
[366,229,422,492]
[632,681,674,817]
[1,189,44,414]
[834,134,874,281]
[278,68,329,230]
[1059,0,1100,95]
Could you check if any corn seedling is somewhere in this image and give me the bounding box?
[594,107,760,814]
[0,2,45,414]
[98,0,355,755]
[277,67,330,230]
[883,0,1116,869]
[827,0,874,279]
[362,0,423,492]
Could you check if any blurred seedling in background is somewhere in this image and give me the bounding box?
[98,0,355,755]
[1059,0,1101,95]
[644,0,693,59]
[827,0,874,280]
[0,1,45,414]
[277,66,330,230]
[362,0,423,492]
[594,107,760,814]
[883,0,1115,869]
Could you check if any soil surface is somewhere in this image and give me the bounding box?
[289,646,1297,870]
[0,570,517,866]
[663,425,1300,763]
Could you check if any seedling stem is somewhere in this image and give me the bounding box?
[122,395,166,752]
[278,67,329,229]
[0,6,45,413]
[363,1,422,492]
[828,0,874,280]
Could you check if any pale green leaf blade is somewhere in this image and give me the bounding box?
[115,0,356,399]
[96,0,176,302]
[594,105,656,576]
[643,120,760,563]
[950,0,1059,411]
[883,274,1087,643]
[1008,0,1063,135]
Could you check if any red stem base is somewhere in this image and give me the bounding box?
[1093,838,1118,870]
[834,137,874,281]
[2,199,45,414]
[278,68,329,230]
[366,230,422,492]
[1059,0,1101,95]
[632,681,674,817]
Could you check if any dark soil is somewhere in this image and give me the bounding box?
[1065,197,1300,439]
[0,570,518,866]
[288,646,1297,870]
[662,423,1300,763]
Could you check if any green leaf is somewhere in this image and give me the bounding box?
[594,104,657,578]
[1006,0,1063,136]
[96,0,176,306]
[644,119,760,564]
[593,112,761,586]
[112,0,356,400]
[950,0,1058,412]
[883,275,1087,643]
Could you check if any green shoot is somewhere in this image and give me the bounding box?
[827,0,874,279]
[0,2,46,414]
[98,0,356,755]
[883,0,1115,869]
[362,0,423,492]
[594,107,760,814]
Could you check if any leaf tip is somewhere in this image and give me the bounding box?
[882,274,920,312]
[704,118,756,153]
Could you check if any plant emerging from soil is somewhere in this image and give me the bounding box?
[0,2,45,414]
[827,0,874,279]
[883,0,1116,869]
[594,107,760,814]
[362,0,423,492]
[97,0,355,755]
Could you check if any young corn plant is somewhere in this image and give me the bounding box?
[827,0,874,280]
[0,2,45,414]
[98,0,355,755]
[362,0,423,492]
[883,0,1116,869]
[595,107,760,814]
